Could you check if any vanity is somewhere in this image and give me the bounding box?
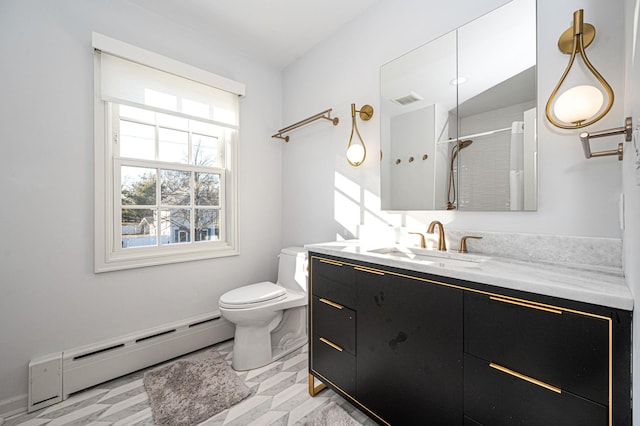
[306,240,632,425]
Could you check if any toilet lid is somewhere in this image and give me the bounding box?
[220,282,286,306]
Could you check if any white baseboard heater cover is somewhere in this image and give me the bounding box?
[27,312,234,412]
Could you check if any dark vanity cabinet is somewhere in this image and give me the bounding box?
[463,292,614,425]
[356,263,462,424]
[308,252,632,426]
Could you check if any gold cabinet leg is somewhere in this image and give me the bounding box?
[308,374,326,396]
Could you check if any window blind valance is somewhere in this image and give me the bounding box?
[93,33,243,127]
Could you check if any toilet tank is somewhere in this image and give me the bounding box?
[277,247,307,292]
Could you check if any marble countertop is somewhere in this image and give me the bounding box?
[305,240,633,311]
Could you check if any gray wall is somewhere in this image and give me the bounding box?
[0,0,284,409]
[281,0,626,245]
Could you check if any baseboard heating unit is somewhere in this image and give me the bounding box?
[27,311,234,412]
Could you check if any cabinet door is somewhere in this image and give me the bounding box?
[310,256,357,307]
[464,353,607,426]
[309,256,358,397]
[312,295,356,355]
[356,267,463,424]
[464,292,609,405]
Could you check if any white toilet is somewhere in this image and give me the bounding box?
[219,247,308,371]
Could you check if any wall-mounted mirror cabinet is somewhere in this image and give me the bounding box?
[380,0,537,211]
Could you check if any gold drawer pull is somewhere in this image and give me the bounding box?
[319,258,344,266]
[354,266,385,276]
[319,298,344,310]
[490,363,562,394]
[319,337,344,352]
[489,296,563,315]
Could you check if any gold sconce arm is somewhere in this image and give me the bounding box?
[546,9,614,129]
[347,103,374,166]
[579,117,632,160]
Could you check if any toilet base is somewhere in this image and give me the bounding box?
[231,306,307,371]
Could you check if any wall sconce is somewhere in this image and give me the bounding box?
[347,103,374,166]
[545,9,614,129]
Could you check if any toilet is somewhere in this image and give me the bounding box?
[219,247,308,370]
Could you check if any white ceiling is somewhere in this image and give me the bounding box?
[127,0,380,68]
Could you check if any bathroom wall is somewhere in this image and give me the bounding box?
[282,0,626,246]
[623,0,640,420]
[0,0,283,410]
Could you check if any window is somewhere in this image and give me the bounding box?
[93,33,245,272]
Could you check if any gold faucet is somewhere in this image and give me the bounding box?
[408,232,426,248]
[427,220,447,251]
[458,236,482,253]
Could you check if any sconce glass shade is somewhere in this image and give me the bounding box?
[347,103,373,167]
[347,144,366,166]
[545,9,614,129]
[553,85,604,125]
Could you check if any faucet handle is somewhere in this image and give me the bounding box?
[458,236,482,253]
[408,232,426,248]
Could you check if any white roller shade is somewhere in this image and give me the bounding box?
[93,33,243,127]
[98,52,238,126]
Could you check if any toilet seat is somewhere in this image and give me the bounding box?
[219,282,287,309]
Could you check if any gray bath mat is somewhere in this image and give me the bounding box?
[304,401,362,426]
[143,349,250,425]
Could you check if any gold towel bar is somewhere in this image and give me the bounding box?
[272,108,339,142]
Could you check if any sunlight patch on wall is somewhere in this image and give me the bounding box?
[334,177,361,238]
[335,172,361,201]
[363,189,402,227]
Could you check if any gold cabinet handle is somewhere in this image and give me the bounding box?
[489,363,562,394]
[489,296,562,315]
[319,298,344,310]
[319,337,344,352]
[354,266,385,276]
[319,258,344,266]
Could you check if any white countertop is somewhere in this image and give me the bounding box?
[306,240,633,311]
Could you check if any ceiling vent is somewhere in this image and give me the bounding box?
[392,92,423,106]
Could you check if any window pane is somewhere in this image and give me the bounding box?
[195,172,220,206]
[119,105,155,122]
[193,134,222,167]
[121,166,156,205]
[120,121,155,160]
[159,128,188,163]
[157,112,189,131]
[161,169,191,205]
[189,120,219,136]
[160,209,191,244]
[195,209,219,241]
[121,208,156,248]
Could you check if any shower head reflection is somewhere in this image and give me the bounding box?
[447,139,474,210]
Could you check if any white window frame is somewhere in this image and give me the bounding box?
[93,33,245,272]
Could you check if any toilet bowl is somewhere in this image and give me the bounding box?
[219,247,308,370]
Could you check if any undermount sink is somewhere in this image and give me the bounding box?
[366,245,489,268]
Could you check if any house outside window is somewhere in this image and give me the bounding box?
[93,33,245,272]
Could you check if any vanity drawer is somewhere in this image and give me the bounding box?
[312,295,356,355]
[464,292,609,405]
[311,334,356,396]
[464,354,607,426]
[310,256,357,307]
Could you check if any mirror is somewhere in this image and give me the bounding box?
[380,0,537,211]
